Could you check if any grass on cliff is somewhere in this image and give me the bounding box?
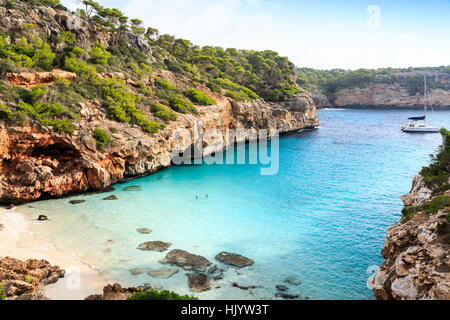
[128,289,198,300]
[401,195,450,223]
[0,284,5,300]
[420,128,450,191]
[93,128,110,149]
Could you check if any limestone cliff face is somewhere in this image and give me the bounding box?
[333,84,450,108]
[0,89,318,204]
[370,175,450,300]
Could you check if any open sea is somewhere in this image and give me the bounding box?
[18,108,450,300]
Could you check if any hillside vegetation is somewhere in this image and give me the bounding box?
[0,0,300,136]
[297,66,450,98]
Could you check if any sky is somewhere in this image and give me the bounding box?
[61,0,450,70]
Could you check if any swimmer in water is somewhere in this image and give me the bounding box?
[206,194,208,198]
[196,195,198,199]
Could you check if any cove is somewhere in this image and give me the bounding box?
[18,108,450,300]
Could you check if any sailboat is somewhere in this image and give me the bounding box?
[401,74,440,133]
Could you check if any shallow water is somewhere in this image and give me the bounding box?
[19,108,450,300]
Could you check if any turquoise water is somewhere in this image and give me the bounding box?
[19,108,450,300]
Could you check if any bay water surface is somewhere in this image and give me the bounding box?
[18,108,450,300]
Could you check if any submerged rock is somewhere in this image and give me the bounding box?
[284,277,301,285]
[137,241,171,252]
[129,268,147,276]
[208,264,225,281]
[147,268,179,279]
[276,285,288,292]
[232,282,262,290]
[275,293,299,299]
[69,200,85,205]
[123,185,141,191]
[187,273,211,292]
[160,249,212,272]
[215,252,254,268]
[37,215,48,221]
[103,195,118,200]
[136,228,152,234]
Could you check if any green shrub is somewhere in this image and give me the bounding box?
[0,103,12,119]
[64,56,98,81]
[151,103,177,122]
[101,78,164,134]
[425,195,450,214]
[93,128,110,149]
[420,128,450,188]
[446,212,450,223]
[128,289,198,300]
[137,81,152,96]
[58,31,76,45]
[43,119,75,134]
[16,99,77,134]
[0,284,5,300]
[184,88,217,105]
[24,275,36,283]
[155,77,176,90]
[32,43,55,71]
[89,42,111,66]
[401,205,424,223]
[169,94,198,114]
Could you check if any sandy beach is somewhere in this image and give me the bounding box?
[0,208,107,300]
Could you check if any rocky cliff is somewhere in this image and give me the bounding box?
[332,83,450,108]
[0,77,318,204]
[0,1,319,204]
[370,168,450,299]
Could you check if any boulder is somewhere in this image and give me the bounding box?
[129,268,146,276]
[0,257,65,298]
[284,277,301,285]
[231,282,261,290]
[123,185,141,191]
[215,252,254,268]
[137,241,171,252]
[275,293,299,299]
[160,249,212,272]
[276,285,288,292]
[187,273,210,292]
[147,268,178,279]
[136,228,152,234]
[69,200,86,205]
[103,195,118,200]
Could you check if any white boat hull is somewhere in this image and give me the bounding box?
[401,126,440,132]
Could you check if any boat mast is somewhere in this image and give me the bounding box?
[424,74,427,124]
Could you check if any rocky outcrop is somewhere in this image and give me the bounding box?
[311,89,332,108]
[215,252,254,268]
[147,268,179,279]
[6,70,76,88]
[370,175,450,300]
[187,273,211,292]
[160,249,212,272]
[333,84,450,108]
[85,283,144,300]
[137,241,171,252]
[0,256,65,299]
[0,80,319,204]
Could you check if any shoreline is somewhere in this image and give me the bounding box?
[0,208,107,300]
